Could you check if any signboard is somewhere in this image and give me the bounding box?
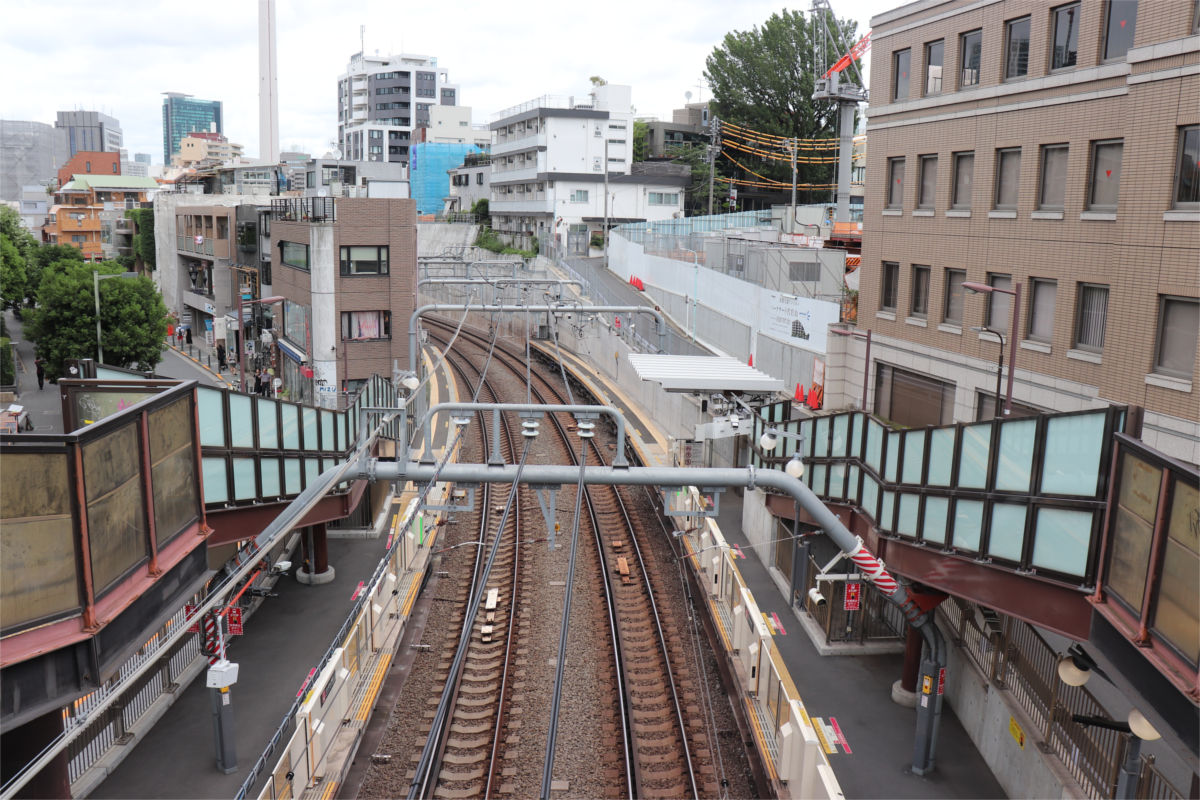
[227,607,244,636]
[195,235,204,245]
[937,667,946,695]
[614,316,621,330]
[1009,716,1025,749]
[843,581,861,611]
[762,291,839,353]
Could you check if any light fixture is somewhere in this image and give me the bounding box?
[400,374,420,392]
[1127,709,1161,741]
[451,414,471,428]
[1057,655,1090,687]
[759,431,778,451]
[785,454,805,479]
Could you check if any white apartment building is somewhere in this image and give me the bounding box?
[337,52,459,170]
[422,105,491,147]
[488,85,688,253]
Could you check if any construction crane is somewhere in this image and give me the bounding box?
[811,0,870,225]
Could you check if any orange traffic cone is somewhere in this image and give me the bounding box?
[795,384,805,402]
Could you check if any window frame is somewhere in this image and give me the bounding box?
[1087,139,1124,212]
[952,152,975,209]
[1038,144,1070,211]
[925,40,944,95]
[944,268,966,326]
[1027,278,1058,343]
[886,157,906,209]
[881,262,900,312]
[985,273,1014,334]
[340,310,392,341]
[1073,283,1109,353]
[917,155,938,210]
[1005,16,1032,80]
[1172,126,1199,209]
[1103,0,1139,62]
[280,240,310,272]
[1051,3,1081,70]
[994,147,1022,210]
[911,265,931,318]
[339,245,390,276]
[1153,295,1199,379]
[893,49,911,101]
[960,29,983,88]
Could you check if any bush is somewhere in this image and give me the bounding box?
[0,337,12,386]
[474,227,537,259]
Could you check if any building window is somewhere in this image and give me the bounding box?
[994,148,1022,210]
[72,234,85,243]
[1005,17,1031,79]
[986,274,1014,334]
[569,190,588,203]
[944,268,966,325]
[880,262,899,311]
[911,265,930,317]
[875,363,956,428]
[648,192,679,205]
[1154,296,1199,378]
[341,311,391,341]
[893,49,911,100]
[952,152,974,209]
[1088,139,1123,211]
[1074,283,1109,352]
[1176,126,1200,208]
[280,241,309,271]
[1103,0,1138,61]
[918,155,938,209]
[887,157,905,209]
[1038,144,1069,210]
[1028,279,1057,342]
[960,30,982,87]
[339,245,389,276]
[1052,3,1080,69]
[925,40,944,95]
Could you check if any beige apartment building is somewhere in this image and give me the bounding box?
[855,0,1199,464]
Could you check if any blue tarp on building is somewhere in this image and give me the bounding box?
[410,142,484,215]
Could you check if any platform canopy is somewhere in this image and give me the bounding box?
[628,354,785,393]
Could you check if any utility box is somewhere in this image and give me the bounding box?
[206,660,240,688]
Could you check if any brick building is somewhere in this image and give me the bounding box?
[269,197,416,406]
[45,172,157,262]
[856,0,1199,464]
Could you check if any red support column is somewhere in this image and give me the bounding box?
[297,524,335,585]
[0,709,72,798]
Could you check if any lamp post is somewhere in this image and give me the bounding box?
[237,295,284,392]
[970,325,1005,420]
[681,248,700,342]
[93,270,138,365]
[830,326,872,412]
[962,280,1021,416]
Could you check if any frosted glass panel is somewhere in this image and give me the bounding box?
[831,415,848,457]
[885,432,901,482]
[958,424,991,489]
[953,499,984,551]
[897,494,919,537]
[923,496,949,544]
[228,394,253,448]
[988,503,1027,561]
[862,476,879,521]
[811,464,827,496]
[256,398,278,449]
[197,387,225,447]
[814,417,829,457]
[850,413,863,457]
[798,420,812,456]
[847,465,861,502]
[305,458,320,486]
[996,419,1037,492]
[232,458,256,500]
[259,458,281,497]
[1033,508,1093,576]
[281,405,300,449]
[829,463,846,499]
[202,457,227,503]
[866,420,884,473]
[302,409,319,451]
[928,428,955,486]
[284,458,302,495]
[1041,412,1105,496]
[903,431,926,484]
[880,491,895,531]
[321,411,335,451]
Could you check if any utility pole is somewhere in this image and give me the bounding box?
[707,116,719,216]
[603,138,609,270]
[788,138,798,234]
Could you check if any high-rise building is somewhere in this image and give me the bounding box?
[337,52,459,170]
[134,153,152,165]
[55,110,122,159]
[0,119,61,202]
[162,92,223,165]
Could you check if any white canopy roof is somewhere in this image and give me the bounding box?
[628,354,785,393]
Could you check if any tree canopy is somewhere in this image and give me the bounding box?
[26,260,167,379]
[0,206,37,308]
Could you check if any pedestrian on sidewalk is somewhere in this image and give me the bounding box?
[253,370,263,395]
[216,342,227,372]
[185,327,192,345]
[35,358,45,390]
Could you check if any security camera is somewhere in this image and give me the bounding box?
[272,560,292,575]
[808,587,827,607]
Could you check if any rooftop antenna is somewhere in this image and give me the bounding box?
[359,24,364,55]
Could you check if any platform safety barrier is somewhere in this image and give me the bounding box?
[676,487,844,800]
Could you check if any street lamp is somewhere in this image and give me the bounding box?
[830,326,872,412]
[237,295,284,392]
[970,326,1005,420]
[93,270,138,365]
[962,280,1022,416]
[681,248,699,342]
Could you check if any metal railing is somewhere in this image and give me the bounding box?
[270,197,336,223]
[800,554,906,644]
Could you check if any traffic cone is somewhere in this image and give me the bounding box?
[748,354,753,367]
[795,384,805,402]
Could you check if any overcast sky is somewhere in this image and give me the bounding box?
[1,0,893,164]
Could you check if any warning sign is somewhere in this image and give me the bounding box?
[922,675,933,695]
[844,582,861,611]
[937,667,946,695]
[1009,716,1025,749]
[185,604,199,633]
[227,607,244,636]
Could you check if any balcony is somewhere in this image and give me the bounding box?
[177,235,215,257]
[492,133,546,157]
[271,197,336,223]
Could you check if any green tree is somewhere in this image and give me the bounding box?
[0,206,36,308]
[589,75,607,86]
[704,9,859,193]
[669,143,731,217]
[127,208,156,270]
[633,120,649,162]
[26,260,167,379]
[469,197,489,220]
[27,244,84,307]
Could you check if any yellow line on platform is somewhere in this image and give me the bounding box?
[317,778,338,800]
[812,719,835,754]
[355,652,393,722]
